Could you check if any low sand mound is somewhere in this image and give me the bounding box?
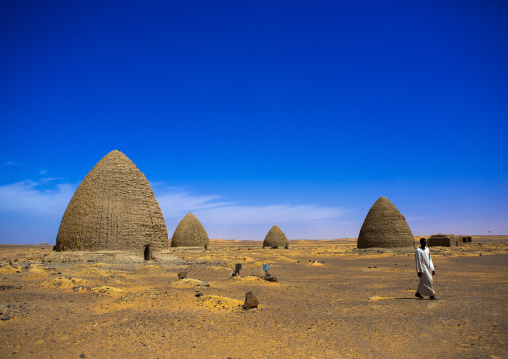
[25,264,53,278]
[104,275,131,284]
[196,295,243,311]
[0,266,23,274]
[26,264,48,273]
[132,265,169,275]
[114,288,170,306]
[368,296,391,301]
[91,286,126,296]
[170,278,203,288]
[229,275,279,285]
[206,266,231,271]
[232,275,263,281]
[70,265,117,277]
[40,277,90,289]
[230,275,265,282]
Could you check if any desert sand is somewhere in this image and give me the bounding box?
[0,236,506,358]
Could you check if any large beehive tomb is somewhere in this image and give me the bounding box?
[170,212,210,248]
[55,150,168,257]
[357,196,414,248]
[263,225,289,248]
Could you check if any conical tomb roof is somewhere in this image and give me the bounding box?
[263,225,289,248]
[170,212,209,247]
[357,196,414,248]
[56,150,168,253]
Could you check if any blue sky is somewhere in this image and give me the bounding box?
[1,1,507,244]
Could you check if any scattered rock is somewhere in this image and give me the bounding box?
[73,286,91,292]
[197,295,243,310]
[91,286,126,296]
[1,315,11,321]
[198,281,210,287]
[263,276,278,283]
[195,292,203,297]
[0,285,21,291]
[243,291,259,309]
[178,271,188,280]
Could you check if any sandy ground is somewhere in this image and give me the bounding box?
[0,236,506,358]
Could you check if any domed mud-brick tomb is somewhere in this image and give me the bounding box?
[170,212,209,248]
[55,150,168,258]
[263,225,289,248]
[357,196,414,248]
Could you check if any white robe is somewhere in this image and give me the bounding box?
[415,247,435,296]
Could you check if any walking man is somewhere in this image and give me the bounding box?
[415,237,436,299]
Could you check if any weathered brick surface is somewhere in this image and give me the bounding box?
[263,225,288,248]
[56,150,168,254]
[170,212,209,248]
[357,196,414,248]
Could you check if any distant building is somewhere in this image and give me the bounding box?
[428,234,460,247]
[170,212,209,248]
[357,196,414,248]
[56,150,168,259]
[459,235,472,243]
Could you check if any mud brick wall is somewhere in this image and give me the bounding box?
[428,234,459,247]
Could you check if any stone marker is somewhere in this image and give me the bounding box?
[177,271,188,280]
[357,196,414,248]
[243,291,259,309]
[55,150,168,255]
[233,263,242,277]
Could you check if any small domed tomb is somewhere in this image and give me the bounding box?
[170,212,209,248]
[263,225,289,248]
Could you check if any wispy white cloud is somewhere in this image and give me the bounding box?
[154,187,355,240]
[0,181,357,243]
[0,180,76,218]
[39,169,48,175]
[155,190,234,220]
[196,204,348,225]
[5,161,21,166]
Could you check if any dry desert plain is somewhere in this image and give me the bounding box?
[0,236,507,359]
